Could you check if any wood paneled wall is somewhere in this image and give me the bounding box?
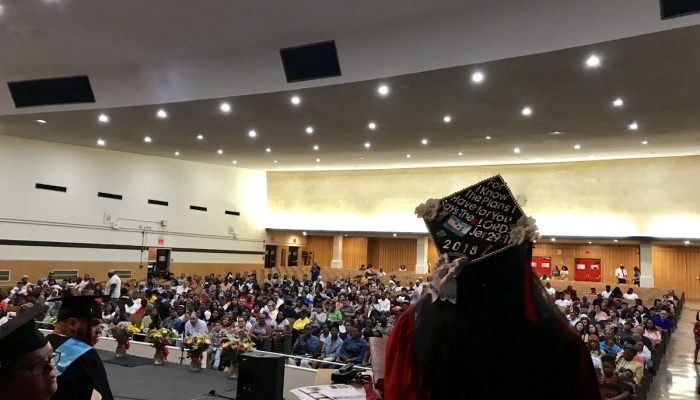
[367,238,417,273]
[342,237,368,269]
[652,245,700,300]
[532,243,640,283]
[427,238,440,271]
[305,236,334,267]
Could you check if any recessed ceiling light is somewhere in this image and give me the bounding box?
[377,84,390,96]
[458,152,463,156]
[290,96,301,105]
[612,97,624,107]
[585,54,601,68]
[196,134,204,140]
[549,131,562,135]
[248,130,257,138]
[614,239,619,242]
[514,147,521,154]
[265,147,271,153]
[98,114,110,123]
[641,140,648,145]
[96,139,106,146]
[684,240,691,245]
[406,154,411,158]
[305,126,314,134]
[574,144,581,150]
[174,151,180,156]
[313,144,319,151]
[421,138,429,145]
[217,149,224,155]
[471,71,485,83]
[156,109,167,119]
[232,160,237,164]
[392,233,397,237]
[485,136,492,140]
[521,107,533,117]
[550,237,556,242]
[219,102,232,113]
[315,158,320,163]
[588,241,592,244]
[368,122,377,130]
[144,136,152,143]
[628,122,639,130]
[359,157,364,160]
[364,142,371,149]
[36,119,47,124]
[443,115,452,123]
[273,160,278,163]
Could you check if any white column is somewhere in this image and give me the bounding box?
[331,235,344,268]
[416,236,429,274]
[639,241,654,287]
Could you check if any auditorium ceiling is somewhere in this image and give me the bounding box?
[1,3,700,171]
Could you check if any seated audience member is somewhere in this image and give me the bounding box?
[249,316,272,349]
[184,312,209,336]
[601,285,612,300]
[652,310,672,334]
[292,325,319,360]
[554,292,572,309]
[398,264,406,272]
[315,326,344,367]
[140,307,161,332]
[600,336,622,355]
[336,327,367,364]
[551,265,560,278]
[544,282,555,297]
[599,354,631,400]
[293,310,311,333]
[623,288,638,301]
[327,304,343,323]
[616,345,643,385]
[559,265,569,280]
[588,335,603,372]
[609,287,624,299]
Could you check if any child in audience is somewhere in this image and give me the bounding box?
[598,354,630,400]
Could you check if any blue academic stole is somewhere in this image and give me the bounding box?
[56,338,92,376]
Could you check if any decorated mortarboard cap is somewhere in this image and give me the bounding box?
[0,305,48,371]
[415,175,539,303]
[48,293,106,321]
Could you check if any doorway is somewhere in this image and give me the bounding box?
[574,258,602,282]
[265,245,277,268]
[155,248,171,278]
[531,256,552,278]
[288,246,299,267]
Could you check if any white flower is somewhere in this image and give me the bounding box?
[427,253,468,304]
[414,198,442,221]
[509,215,540,245]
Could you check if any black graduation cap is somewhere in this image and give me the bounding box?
[419,175,527,265]
[47,294,106,321]
[0,305,48,371]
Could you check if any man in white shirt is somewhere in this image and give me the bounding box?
[378,295,391,313]
[623,288,639,300]
[554,293,572,309]
[544,282,556,297]
[615,265,627,284]
[184,313,208,336]
[601,285,612,299]
[107,271,122,301]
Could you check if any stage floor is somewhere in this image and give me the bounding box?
[99,350,238,400]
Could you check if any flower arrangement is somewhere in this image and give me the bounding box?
[220,334,256,356]
[415,198,442,221]
[183,333,211,359]
[110,323,140,345]
[147,328,179,350]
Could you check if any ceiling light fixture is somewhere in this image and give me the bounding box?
[219,102,232,113]
[156,109,167,119]
[36,119,47,124]
[641,140,648,145]
[421,138,429,145]
[305,126,314,134]
[521,106,533,117]
[144,136,152,143]
[174,151,180,156]
[574,144,581,150]
[303,231,307,236]
[585,54,601,68]
[612,97,624,107]
[368,122,377,130]
[458,152,463,156]
[316,158,320,163]
[392,233,397,237]
[313,145,319,151]
[265,147,271,153]
[248,130,257,138]
[377,84,390,96]
[273,160,278,163]
[406,154,411,158]
[98,114,110,123]
[485,136,492,140]
[514,147,521,154]
[217,149,224,155]
[550,237,556,242]
[96,139,106,146]
[471,71,485,83]
[628,122,639,130]
[588,241,592,244]
[364,142,371,149]
[549,131,562,135]
[232,160,237,164]
[443,115,452,123]
[684,240,691,245]
[196,134,204,140]
[290,96,301,105]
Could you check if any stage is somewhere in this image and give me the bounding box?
[99,350,238,400]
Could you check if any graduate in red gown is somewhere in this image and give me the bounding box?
[384,180,601,400]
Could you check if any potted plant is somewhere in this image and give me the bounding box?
[109,323,140,358]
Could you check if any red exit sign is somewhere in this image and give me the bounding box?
[584,250,591,255]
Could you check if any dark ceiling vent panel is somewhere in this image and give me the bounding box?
[280,40,341,82]
[660,0,700,19]
[7,75,95,108]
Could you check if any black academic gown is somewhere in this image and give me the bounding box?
[47,334,114,400]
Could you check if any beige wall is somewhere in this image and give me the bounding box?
[267,156,700,238]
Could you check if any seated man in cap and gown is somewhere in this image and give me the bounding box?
[0,305,58,400]
[47,293,114,400]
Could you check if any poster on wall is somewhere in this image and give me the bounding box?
[420,175,525,265]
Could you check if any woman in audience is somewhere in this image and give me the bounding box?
[232,317,249,338]
[643,320,662,348]
[598,354,631,399]
[574,321,586,340]
[140,307,161,332]
[633,267,641,287]
[560,265,569,280]
[600,335,622,355]
[102,303,117,325]
[609,287,624,299]
[588,335,603,372]
[249,315,272,349]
